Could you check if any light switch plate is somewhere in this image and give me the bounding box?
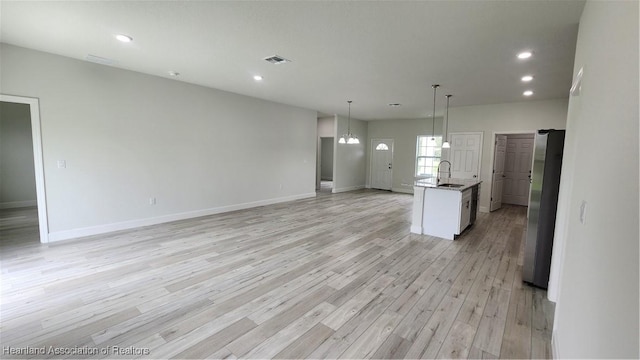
[57,160,66,168]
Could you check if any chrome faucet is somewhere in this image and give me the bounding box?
[437,160,452,184]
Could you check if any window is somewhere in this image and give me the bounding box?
[375,143,389,150]
[416,135,442,179]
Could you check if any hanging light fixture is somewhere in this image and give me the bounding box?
[338,100,359,144]
[442,94,452,149]
[429,84,440,145]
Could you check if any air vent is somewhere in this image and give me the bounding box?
[85,54,116,66]
[264,55,291,64]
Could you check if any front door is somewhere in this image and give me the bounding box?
[503,135,534,206]
[491,135,507,211]
[449,132,483,179]
[371,139,393,190]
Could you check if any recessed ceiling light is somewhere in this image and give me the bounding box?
[168,71,180,77]
[115,34,133,43]
[388,103,402,107]
[517,51,533,59]
[521,75,534,82]
[253,75,263,81]
[523,90,534,96]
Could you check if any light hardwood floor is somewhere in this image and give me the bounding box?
[0,190,554,359]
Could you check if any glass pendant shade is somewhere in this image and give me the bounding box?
[442,141,451,148]
[340,100,358,145]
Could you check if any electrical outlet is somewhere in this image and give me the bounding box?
[149,197,157,205]
[57,160,66,169]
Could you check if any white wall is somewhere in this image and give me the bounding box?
[367,99,568,210]
[551,1,639,358]
[449,99,568,211]
[0,101,37,208]
[333,115,367,192]
[317,116,335,137]
[0,44,318,241]
[367,117,442,193]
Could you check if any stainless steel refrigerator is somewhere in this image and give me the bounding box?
[523,129,565,289]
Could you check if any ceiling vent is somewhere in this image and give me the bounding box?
[264,55,291,64]
[85,54,116,66]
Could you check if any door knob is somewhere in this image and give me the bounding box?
[473,175,477,178]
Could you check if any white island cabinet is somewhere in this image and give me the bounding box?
[411,180,480,240]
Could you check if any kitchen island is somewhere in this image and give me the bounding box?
[411,179,481,240]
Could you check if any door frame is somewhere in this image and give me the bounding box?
[1,94,49,243]
[488,131,536,213]
[369,138,394,190]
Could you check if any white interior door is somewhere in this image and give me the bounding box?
[449,132,483,179]
[371,139,393,190]
[503,135,534,205]
[490,135,507,211]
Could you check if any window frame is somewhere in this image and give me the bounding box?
[415,135,443,180]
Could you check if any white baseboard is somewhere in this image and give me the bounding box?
[479,206,490,213]
[391,187,414,194]
[332,185,365,193]
[552,330,559,359]
[47,192,317,243]
[410,225,423,234]
[0,200,37,209]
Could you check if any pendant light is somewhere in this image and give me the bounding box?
[442,94,452,149]
[429,84,440,145]
[338,100,359,145]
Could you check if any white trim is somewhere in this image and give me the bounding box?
[332,185,365,193]
[48,192,317,242]
[410,225,423,234]
[479,206,490,213]
[1,94,49,243]
[0,200,37,209]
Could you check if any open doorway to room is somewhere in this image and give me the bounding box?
[0,95,48,244]
[318,137,334,193]
[490,132,535,212]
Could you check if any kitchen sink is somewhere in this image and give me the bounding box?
[438,183,464,188]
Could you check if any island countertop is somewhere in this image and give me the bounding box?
[414,178,482,192]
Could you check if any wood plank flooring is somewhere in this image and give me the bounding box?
[0,190,554,359]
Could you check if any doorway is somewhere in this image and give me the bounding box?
[0,95,48,243]
[370,139,393,190]
[490,132,535,211]
[318,137,334,193]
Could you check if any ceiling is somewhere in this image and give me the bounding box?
[0,1,585,120]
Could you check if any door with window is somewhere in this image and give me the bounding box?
[371,139,393,190]
[449,132,483,179]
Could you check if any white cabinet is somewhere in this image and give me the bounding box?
[416,184,479,240]
[459,189,472,233]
